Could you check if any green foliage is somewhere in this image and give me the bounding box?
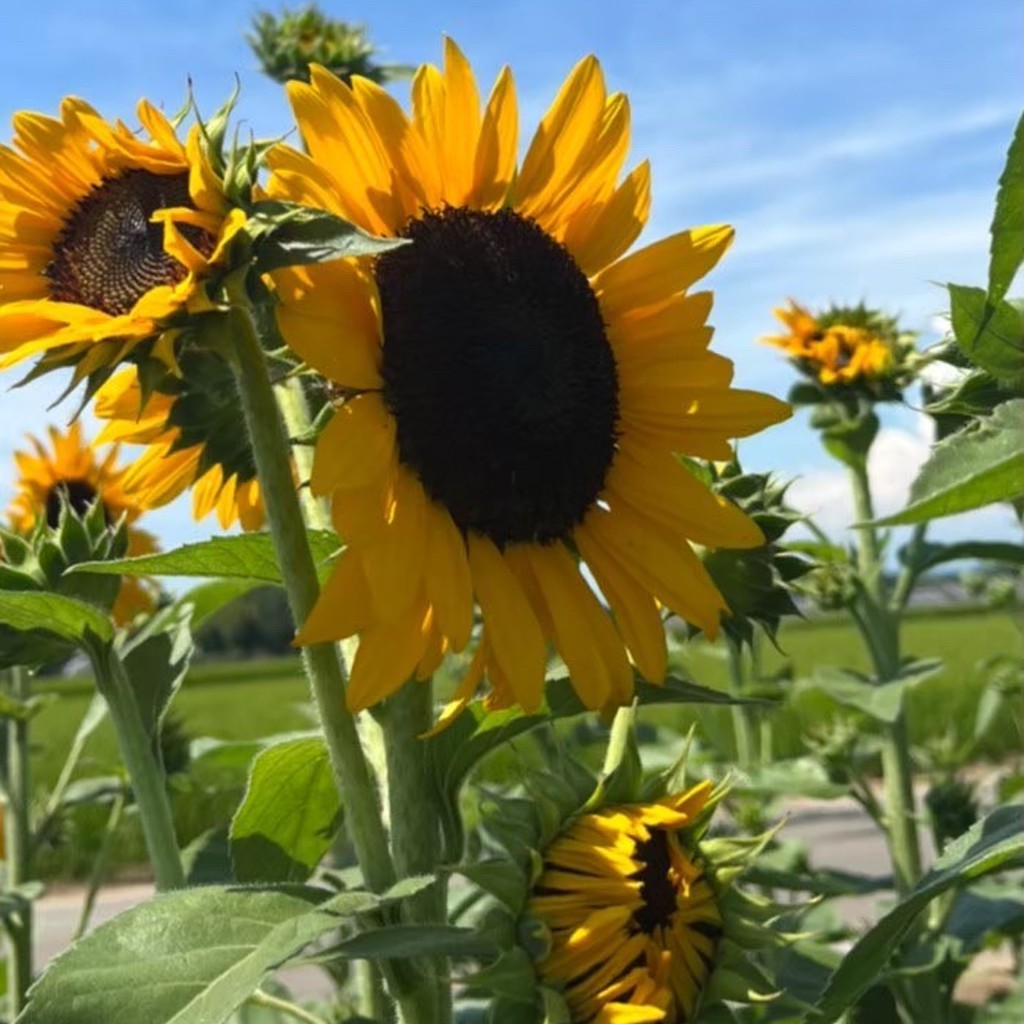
[18,886,390,1024]
[230,736,340,883]
[988,111,1024,306]
[805,805,1024,1022]
[70,530,340,584]
[875,399,1024,524]
[948,285,1024,384]
[247,199,407,273]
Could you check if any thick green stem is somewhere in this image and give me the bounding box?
[227,293,439,1024]
[92,649,185,890]
[226,295,395,895]
[846,461,923,897]
[380,680,448,1024]
[726,640,756,768]
[276,377,331,531]
[5,666,33,1017]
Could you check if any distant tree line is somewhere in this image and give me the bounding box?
[195,586,295,658]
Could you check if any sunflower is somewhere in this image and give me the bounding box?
[93,367,265,531]
[527,782,721,1024]
[272,39,790,713]
[0,96,245,377]
[762,300,894,387]
[7,423,158,623]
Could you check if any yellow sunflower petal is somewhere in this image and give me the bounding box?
[594,226,734,319]
[423,500,474,651]
[467,534,548,712]
[469,66,518,210]
[310,393,396,495]
[295,550,373,645]
[347,600,432,712]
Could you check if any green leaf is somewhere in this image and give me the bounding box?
[19,886,381,1024]
[806,805,1024,1022]
[989,111,1024,305]
[69,531,339,584]
[457,861,529,914]
[120,608,194,750]
[733,757,850,800]
[173,579,268,630]
[875,399,1024,524]
[249,200,407,273]
[949,285,1024,383]
[805,660,941,724]
[230,737,341,883]
[946,882,1024,949]
[908,539,1024,575]
[321,924,497,962]
[0,591,112,644]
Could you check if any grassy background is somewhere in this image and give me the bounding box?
[25,604,1023,879]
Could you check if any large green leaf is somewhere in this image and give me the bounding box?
[907,539,1024,575]
[0,591,112,644]
[19,886,380,1024]
[806,805,1024,1022]
[949,285,1024,383]
[875,399,1024,524]
[69,532,339,584]
[248,200,407,273]
[805,660,943,724]
[988,111,1024,306]
[313,924,497,963]
[230,737,340,883]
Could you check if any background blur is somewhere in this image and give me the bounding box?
[1,0,1021,549]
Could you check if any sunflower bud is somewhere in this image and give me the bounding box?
[925,777,979,852]
[762,301,918,405]
[694,461,812,647]
[462,722,785,1024]
[247,5,412,86]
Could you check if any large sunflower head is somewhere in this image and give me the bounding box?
[762,300,915,399]
[0,96,246,380]
[272,39,791,715]
[6,423,159,623]
[93,363,265,532]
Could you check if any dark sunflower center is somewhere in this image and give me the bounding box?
[44,480,103,529]
[44,169,214,317]
[633,829,677,934]
[376,206,619,547]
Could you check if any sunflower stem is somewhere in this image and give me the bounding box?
[378,680,450,1024]
[89,645,185,891]
[226,284,439,1024]
[4,665,34,1018]
[726,639,755,769]
[846,460,923,897]
[224,282,395,895]
[276,376,332,530]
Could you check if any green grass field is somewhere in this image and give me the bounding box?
[26,604,1022,879]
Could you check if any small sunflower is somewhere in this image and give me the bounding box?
[0,96,245,377]
[528,782,721,1024]
[7,423,158,623]
[762,300,899,389]
[273,40,790,713]
[93,366,265,531]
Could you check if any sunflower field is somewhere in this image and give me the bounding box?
[0,6,1021,1024]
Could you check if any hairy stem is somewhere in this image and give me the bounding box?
[74,788,127,939]
[91,648,185,891]
[726,639,756,768]
[847,461,923,896]
[4,666,33,1017]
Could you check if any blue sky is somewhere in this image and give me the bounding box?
[1,0,1021,549]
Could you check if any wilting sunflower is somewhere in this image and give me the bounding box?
[528,782,721,1024]
[7,423,158,623]
[0,96,244,377]
[762,300,894,387]
[93,367,265,531]
[272,39,790,713]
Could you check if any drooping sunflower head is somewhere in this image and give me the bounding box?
[93,361,265,532]
[5,423,159,624]
[273,38,791,717]
[527,783,723,1024]
[762,300,916,399]
[0,95,247,381]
